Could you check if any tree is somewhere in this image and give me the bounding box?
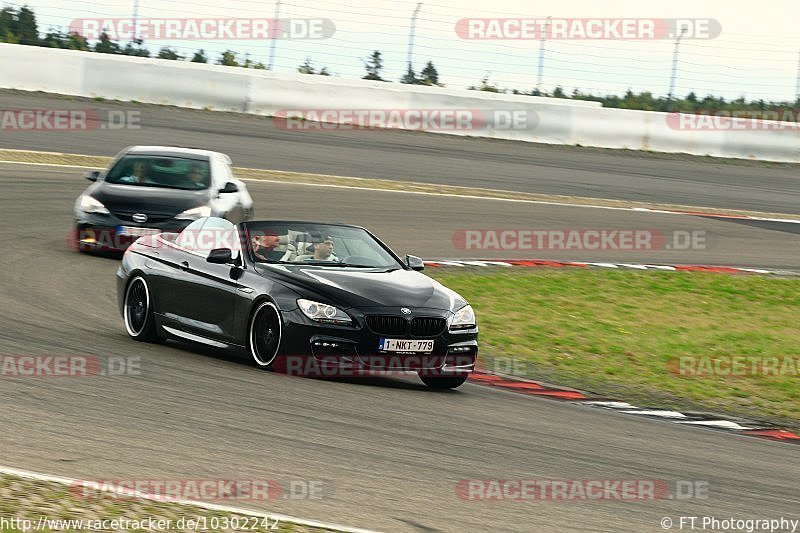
[0,8,15,43]
[298,57,315,74]
[552,86,566,98]
[93,32,121,54]
[41,29,66,48]
[469,74,500,93]
[122,39,150,57]
[190,49,208,63]
[14,6,39,45]
[362,50,385,81]
[420,61,439,86]
[298,58,329,75]
[217,50,239,66]
[400,64,418,84]
[158,47,182,60]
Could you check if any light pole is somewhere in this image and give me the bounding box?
[406,3,422,74]
[130,0,139,43]
[267,0,281,70]
[795,49,800,102]
[667,25,688,111]
[536,16,550,94]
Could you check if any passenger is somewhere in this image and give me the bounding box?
[186,163,207,188]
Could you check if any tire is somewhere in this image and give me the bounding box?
[123,276,163,343]
[419,374,469,389]
[249,301,282,369]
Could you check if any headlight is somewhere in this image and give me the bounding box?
[450,304,476,331]
[297,299,352,325]
[78,195,109,215]
[175,205,212,220]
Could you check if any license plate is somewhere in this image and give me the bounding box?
[379,339,434,353]
[117,226,160,237]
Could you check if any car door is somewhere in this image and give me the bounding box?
[209,155,243,222]
[158,217,243,345]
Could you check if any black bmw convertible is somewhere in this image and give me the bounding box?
[116,217,478,388]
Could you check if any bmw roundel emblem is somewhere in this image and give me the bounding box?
[401,307,412,315]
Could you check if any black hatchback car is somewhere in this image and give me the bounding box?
[116,217,478,389]
[74,146,253,251]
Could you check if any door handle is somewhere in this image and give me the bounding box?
[180,261,189,270]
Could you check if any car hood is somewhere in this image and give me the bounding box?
[257,265,465,311]
[88,182,210,216]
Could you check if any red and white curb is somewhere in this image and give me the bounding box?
[468,371,800,443]
[0,466,377,533]
[424,259,800,276]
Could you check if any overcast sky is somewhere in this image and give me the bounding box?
[12,0,800,101]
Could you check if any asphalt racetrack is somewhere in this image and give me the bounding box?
[1,89,800,214]
[0,158,798,532]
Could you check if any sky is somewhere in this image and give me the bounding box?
[8,0,800,102]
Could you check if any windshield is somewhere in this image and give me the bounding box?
[105,155,211,190]
[244,222,402,269]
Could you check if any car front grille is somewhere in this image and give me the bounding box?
[410,317,446,336]
[112,210,174,223]
[366,315,407,336]
[365,315,446,337]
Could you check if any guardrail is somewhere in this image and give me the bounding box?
[1,43,797,162]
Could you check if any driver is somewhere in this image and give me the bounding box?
[296,235,337,262]
[119,160,151,184]
[251,231,292,261]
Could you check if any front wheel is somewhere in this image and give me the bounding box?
[123,276,162,343]
[249,301,282,369]
[419,374,469,389]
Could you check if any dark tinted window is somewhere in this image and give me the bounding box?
[105,155,211,190]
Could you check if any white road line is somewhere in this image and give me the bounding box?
[0,465,379,533]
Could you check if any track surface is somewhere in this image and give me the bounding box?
[1,90,799,214]
[0,164,798,532]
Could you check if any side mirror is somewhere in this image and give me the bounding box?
[85,170,100,182]
[219,182,239,194]
[207,248,233,264]
[405,254,425,271]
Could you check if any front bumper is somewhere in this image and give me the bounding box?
[74,212,193,251]
[273,307,478,377]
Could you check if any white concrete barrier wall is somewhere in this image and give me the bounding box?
[1,43,797,162]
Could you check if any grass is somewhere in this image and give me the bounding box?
[0,474,337,532]
[427,268,800,427]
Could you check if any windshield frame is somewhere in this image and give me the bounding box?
[242,221,407,270]
[103,154,212,191]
